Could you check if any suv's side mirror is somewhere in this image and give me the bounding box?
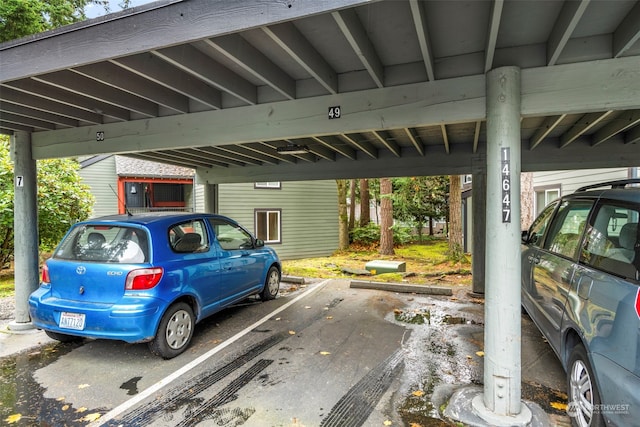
[522,230,530,244]
[255,239,265,248]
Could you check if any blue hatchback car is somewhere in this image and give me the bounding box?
[29,213,281,359]
[521,179,640,427]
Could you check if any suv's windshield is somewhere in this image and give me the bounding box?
[54,225,149,263]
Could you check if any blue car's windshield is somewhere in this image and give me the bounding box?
[54,225,149,263]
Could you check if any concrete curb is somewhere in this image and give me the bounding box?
[349,280,453,296]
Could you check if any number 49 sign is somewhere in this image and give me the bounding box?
[501,148,511,223]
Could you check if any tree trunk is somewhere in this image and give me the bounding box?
[336,180,349,250]
[448,175,463,257]
[360,179,370,227]
[349,179,356,230]
[379,178,395,255]
[520,172,534,230]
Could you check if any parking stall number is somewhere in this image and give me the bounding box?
[501,147,511,223]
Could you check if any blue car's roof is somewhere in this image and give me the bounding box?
[79,212,238,227]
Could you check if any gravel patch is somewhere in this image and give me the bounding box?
[0,296,15,325]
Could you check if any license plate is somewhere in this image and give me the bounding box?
[59,312,86,330]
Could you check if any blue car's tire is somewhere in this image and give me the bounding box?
[260,266,280,301]
[567,344,604,427]
[149,302,194,359]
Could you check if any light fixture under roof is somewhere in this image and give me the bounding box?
[276,144,310,155]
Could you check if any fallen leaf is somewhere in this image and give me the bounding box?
[383,421,393,426]
[275,317,281,321]
[78,384,90,389]
[393,308,403,314]
[326,316,333,319]
[476,351,484,357]
[62,405,70,411]
[410,423,423,427]
[79,413,101,422]
[5,414,21,424]
[305,306,311,309]
[550,401,567,411]
[466,355,473,359]
[289,330,296,335]
[412,390,425,397]
[320,351,331,355]
[75,407,88,413]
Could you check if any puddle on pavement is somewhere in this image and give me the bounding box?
[0,340,105,426]
[394,309,479,327]
[391,300,485,426]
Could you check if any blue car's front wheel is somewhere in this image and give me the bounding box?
[149,302,194,359]
[260,266,280,301]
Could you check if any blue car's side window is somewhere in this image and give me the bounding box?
[169,220,209,253]
[208,218,254,251]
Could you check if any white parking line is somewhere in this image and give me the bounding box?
[91,279,330,426]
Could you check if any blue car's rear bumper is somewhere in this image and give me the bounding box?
[28,288,165,343]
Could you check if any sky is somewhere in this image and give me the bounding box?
[85,0,156,19]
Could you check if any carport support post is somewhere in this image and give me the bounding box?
[10,131,39,329]
[472,67,532,424]
[471,156,486,294]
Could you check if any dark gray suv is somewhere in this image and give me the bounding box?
[521,179,640,427]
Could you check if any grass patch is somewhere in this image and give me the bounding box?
[282,238,471,286]
[0,274,14,298]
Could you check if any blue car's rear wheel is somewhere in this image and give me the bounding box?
[149,302,194,359]
[260,266,280,301]
[567,344,604,427]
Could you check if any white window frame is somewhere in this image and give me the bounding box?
[255,181,281,189]
[255,209,282,244]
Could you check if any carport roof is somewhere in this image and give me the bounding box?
[1,0,640,181]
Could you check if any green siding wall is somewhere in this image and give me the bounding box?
[78,156,119,218]
[217,181,338,260]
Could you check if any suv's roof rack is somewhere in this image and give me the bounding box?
[576,178,640,192]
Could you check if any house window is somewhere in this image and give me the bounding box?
[255,181,281,189]
[462,174,472,184]
[535,187,560,215]
[255,209,281,243]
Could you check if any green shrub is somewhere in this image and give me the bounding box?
[350,223,414,245]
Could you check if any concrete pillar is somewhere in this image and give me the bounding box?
[471,66,531,425]
[471,154,486,295]
[10,131,39,329]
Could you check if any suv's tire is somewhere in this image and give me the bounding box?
[260,266,280,301]
[45,330,83,342]
[567,344,605,427]
[149,302,194,359]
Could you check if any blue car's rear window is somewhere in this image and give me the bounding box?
[54,225,149,263]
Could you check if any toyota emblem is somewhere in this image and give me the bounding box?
[76,266,86,275]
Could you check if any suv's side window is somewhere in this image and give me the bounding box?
[581,202,639,281]
[527,201,559,248]
[543,200,593,259]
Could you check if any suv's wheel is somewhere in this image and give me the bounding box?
[260,266,280,301]
[149,302,194,359]
[45,330,83,342]
[567,344,605,427]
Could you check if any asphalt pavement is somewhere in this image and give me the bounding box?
[0,279,571,426]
